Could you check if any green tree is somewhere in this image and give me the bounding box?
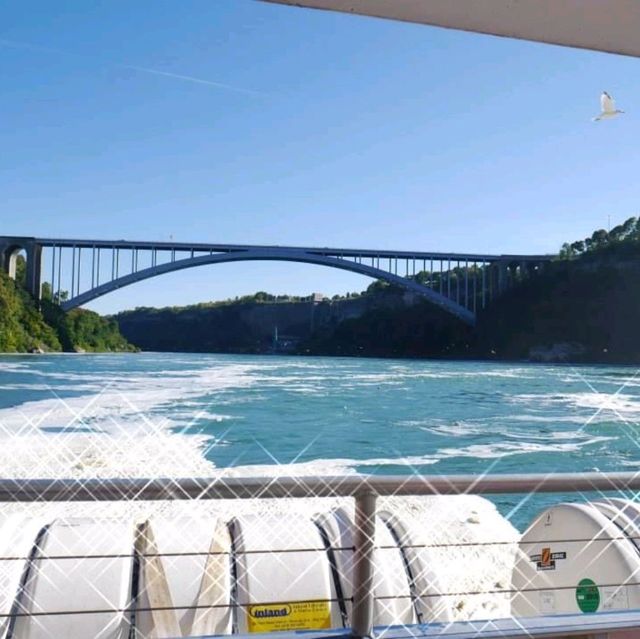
[570,240,585,254]
[609,224,625,243]
[253,291,275,303]
[14,254,26,288]
[622,216,637,239]
[590,229,609,249]
[559,243,574,259]
[0,271,61,352]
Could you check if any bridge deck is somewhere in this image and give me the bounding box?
[31,237,552,263]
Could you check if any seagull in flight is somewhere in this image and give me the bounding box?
[593,91,624,121]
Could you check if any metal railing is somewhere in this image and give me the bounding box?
[3,471,640,638]
[3,470,640,501]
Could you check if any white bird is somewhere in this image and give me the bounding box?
[593,91,624,121]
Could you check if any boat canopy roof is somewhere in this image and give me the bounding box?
[261,0,640,58]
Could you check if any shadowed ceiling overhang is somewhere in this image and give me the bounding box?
[261,0,640,57]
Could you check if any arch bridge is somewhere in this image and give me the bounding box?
[0,236,553,325]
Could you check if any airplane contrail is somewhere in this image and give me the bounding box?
[122,65,266,97]
[0,38,265,98]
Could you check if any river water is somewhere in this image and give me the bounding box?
[0,353,638,530]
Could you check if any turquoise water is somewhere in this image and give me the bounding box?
[0,353,638,528]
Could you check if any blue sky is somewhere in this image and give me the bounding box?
[2,0,639,313]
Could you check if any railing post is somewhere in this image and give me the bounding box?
[351,490,377,639]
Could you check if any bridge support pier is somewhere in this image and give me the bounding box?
[496,260,509,294]
[0,238,42,303]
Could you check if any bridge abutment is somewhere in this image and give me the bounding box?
[0,237,42,303]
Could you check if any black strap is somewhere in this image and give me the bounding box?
[6,523,51,639]
[227,519,240,634]
[315,520,349,628]
[127,522,144,639]
[382,516,423,624]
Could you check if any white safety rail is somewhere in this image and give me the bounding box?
[2,472,640,638]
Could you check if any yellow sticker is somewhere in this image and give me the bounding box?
[247,601,332,633]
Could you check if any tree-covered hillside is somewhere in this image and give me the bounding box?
[559,216,640,260]
[0,265,134,354]
[473,261,640,362]
[43,303,136,353]
[0,270,61,352]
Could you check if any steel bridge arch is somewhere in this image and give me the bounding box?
[61,249,476,324]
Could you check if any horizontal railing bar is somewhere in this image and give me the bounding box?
[0,597,346,619]
[0,472,639,502]
[3,532,640,561]
[4,582,640,618]
[382,578,640,597]
[0,546,352,561]
[18,236,552,262]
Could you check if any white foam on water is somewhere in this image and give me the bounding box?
[197,429,612,476]
[509,390,640,418]
[0,361,30,372]
[437,436,613,460]
[568,391,640,414]
[558,370,640,387]
[408,418,614,447]
[619,459,640,467]
[0,362,258,479]
[194,410,236,422]
[276,384,331,396]
[213,455,440,478]
[346,368,538,382]
[250,366,541,389]
[503,429,604,442]
[415,420,487,438]
[241,434,613,473]
[0,364,255,433]
[537,391,640,411]
[1,365,126,384]
[0,432,218,479]
[505,413,596,424]
[0,383,104,392]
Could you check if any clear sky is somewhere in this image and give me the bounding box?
[2,1,639,313]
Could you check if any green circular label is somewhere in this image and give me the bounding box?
[576,578,600,613]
